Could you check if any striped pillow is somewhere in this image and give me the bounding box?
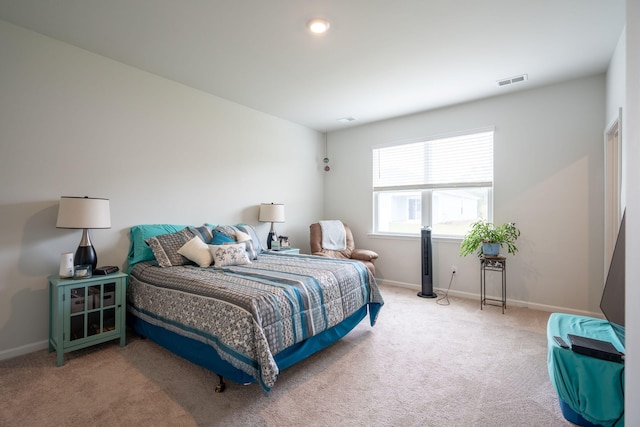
[188,224,214,243]
[145,228,194,267]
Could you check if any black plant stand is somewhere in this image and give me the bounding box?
[480,255,506,314]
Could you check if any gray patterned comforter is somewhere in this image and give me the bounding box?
[127,252,383,390]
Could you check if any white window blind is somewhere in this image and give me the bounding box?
[373,131,494,191]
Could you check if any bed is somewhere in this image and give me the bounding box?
[126,223,383,392]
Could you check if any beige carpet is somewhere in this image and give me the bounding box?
[0,286,570,426]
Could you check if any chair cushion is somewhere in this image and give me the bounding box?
[351,249,379,262]
[310,222,377,275]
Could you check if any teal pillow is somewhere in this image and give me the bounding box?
[128,224,188,267]
[211,231,235,245]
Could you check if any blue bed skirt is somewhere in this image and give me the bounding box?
[128,304,369,387]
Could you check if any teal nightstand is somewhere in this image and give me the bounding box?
[48,272,128,366]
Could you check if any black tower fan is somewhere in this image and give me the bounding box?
[417,226,437,298]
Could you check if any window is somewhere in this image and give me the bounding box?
[373,130,494,237]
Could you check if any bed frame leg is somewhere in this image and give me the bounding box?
[215,375,226,393]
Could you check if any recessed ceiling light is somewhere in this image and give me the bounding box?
[307,18,330,34]
[337,116,357,123]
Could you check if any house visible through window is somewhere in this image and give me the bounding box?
[372,130,494,237]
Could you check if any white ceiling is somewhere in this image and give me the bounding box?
[0,0,625,132]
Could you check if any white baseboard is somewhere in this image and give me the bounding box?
[377,279,602,318]
[0,280,603,360]
[0,340,48,361]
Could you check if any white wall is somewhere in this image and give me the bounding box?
[326,75,606,315]
[606,27,626,223]
[624,0,639,422]
[606,30,626,127]
[0,20,325,357]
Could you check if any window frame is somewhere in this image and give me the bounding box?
[371,128,494,238]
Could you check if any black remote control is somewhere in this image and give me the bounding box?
[553,336,569,349]
[94,266,119,275]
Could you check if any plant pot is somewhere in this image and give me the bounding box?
[482,242,500,256]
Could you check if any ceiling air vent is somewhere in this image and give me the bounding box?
[497,74,528,87]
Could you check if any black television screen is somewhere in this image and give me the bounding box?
[600,209,625,347]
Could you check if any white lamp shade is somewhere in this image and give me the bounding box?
[259,203,285,223]
[56,196,111,229]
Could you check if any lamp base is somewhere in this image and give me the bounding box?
[75,245,97,271]
[267,232,275,249]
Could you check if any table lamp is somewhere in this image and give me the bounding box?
[259,203,285,249]
[56,196,111,270]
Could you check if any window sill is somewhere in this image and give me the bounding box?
[368,232,463,244]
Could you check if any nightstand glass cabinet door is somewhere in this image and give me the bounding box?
[67,281,119,342]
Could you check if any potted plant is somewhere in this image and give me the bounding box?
[459,219,521,257]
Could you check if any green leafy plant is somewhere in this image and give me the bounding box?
[459,219,521,257]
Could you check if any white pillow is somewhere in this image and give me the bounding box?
[177,236,213,267]
[209,243,252,267]
[235,230,251,242]
[234,230,257,259]
[226,239,257,260]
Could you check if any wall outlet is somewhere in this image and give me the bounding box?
[451,265,457,274]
